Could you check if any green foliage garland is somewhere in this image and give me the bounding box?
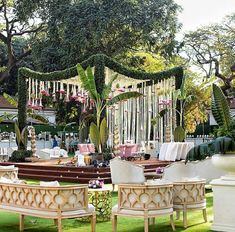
[18,53,183,150]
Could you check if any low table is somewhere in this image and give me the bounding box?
[88,188,112,221]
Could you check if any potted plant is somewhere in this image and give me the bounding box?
[186,84,235,176]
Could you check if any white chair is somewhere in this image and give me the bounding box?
[112,183,175,232]
[109,157,146,191]
[162,157,226,184]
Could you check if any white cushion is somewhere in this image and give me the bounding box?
[40,181,60,187]
[173,201,206,210]
[0,204,95,217]
[0,177,14,183]
[112,204,173,216]
[0,165,15,169]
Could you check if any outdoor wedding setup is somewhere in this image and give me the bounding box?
[0,0,235,231]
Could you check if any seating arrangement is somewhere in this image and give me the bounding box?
[110,157,146,191]
[112,183,175,232]
[0,182,96,232]
[78,144,95,155]
[173,179,207,228]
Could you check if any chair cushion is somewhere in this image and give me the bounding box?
[40,181,60,187]
[0,165,15,169]
[173,201,206,210]
[112,204,173,216]
[0,204,95,218]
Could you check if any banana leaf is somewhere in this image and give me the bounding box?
[86,66,99,100]
[107,92,142,105]
[101,74,118,99]
[89,122,100,152]
[14,122,21,145]
[100,118,108,147]
[3,93,18,107]
[27,112,49,124]
[212,84,232,129]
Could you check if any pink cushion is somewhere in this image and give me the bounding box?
[124,144,139,157]
[87,144,95,153]
[118,145,126,157]
[78,144,89,154]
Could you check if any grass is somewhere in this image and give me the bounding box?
[0,183,213,232]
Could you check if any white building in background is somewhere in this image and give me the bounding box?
[0,96,56,124]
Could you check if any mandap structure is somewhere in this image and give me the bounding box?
[17,54,183,151]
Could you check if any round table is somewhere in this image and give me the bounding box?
[88,187,112,221]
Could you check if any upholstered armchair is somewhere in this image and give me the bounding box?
[112,183,175,232]
[162,158,226,184]
[109,157,145,191]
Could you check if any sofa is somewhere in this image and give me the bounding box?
[0,182,96,232]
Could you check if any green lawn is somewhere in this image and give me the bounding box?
[0,183,213,232]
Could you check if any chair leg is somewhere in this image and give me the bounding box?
[144,217,149,232]
[148,217,155,225]
[19,214,24,231]
[203,208,207,222]
[57,218,62,232]
[112,184,115,192]
[176,211,180,220]
[112,214,117,232]
[170,214,175,231]
[54,219,58,226]
[91,212,96,232]
[183,210,187,228]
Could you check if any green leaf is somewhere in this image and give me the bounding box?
[14,122,21,145]
[173,126,185,142]
[212,84,232,129]
[86,66,98,100]
[27,112,49,124]
[3,92,18,107]
[107,91,142,105]
[100,118,108,147]
[102,74,118,99]
[77,64,90,93]
[89,122,100,152]
[21,127,28,146]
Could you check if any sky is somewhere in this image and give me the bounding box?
[175,0,235,33]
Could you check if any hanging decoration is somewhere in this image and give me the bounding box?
[18,54,183,152]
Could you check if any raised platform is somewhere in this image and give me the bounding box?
[0,159,171,184]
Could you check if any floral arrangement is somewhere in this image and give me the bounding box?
[88,179,104,189]
[156,167,164,174]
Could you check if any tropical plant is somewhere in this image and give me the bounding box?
[76,64,142,153]
[14,121,28,149]
[173,76,194,142]
[186,84,235,162]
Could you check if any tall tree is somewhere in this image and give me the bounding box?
[29,0,181,71]
[0,0,45,90]
[182,13,235,95]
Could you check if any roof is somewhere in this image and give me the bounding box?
[0,96,16,109]
[0,96,55,111]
